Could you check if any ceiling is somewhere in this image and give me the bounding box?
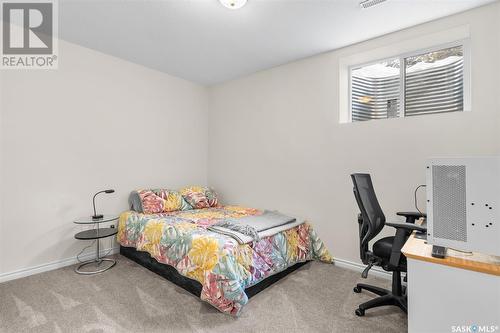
[59,0,496,85]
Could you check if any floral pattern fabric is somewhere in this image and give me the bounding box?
[179,186,218,209]
[117,206,332,316]
[137,189,192,214]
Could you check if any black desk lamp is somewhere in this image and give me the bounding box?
[92,189,115,220]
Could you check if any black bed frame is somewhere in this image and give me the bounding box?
[120,246,310,299]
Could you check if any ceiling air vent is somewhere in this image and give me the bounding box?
[359,0,387,9]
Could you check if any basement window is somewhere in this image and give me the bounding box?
[349,41,469,122]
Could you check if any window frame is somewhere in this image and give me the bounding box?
[348,39,470,122]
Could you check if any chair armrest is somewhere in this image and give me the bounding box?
[397,211,426,219]
[386,222,427,269]
[386,222,427,233]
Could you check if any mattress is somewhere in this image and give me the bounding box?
[117,205,332,316]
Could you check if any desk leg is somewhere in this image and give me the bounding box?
[96,223,100,262]
[96,238,100,263]
[407,258,500,333]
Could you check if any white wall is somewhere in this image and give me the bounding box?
[208,3,500,264]
[0,64,4,275]
[0,40,208,276]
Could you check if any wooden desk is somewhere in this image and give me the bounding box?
[402,233,500,276]
[402,232,500,333]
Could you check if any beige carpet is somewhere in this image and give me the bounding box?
[0,255,407,333]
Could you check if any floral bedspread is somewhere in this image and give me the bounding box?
[117,206,332,316]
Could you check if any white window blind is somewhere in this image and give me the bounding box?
[350,44,466,122]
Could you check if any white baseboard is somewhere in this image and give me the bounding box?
[0,246,120,283]
[1,249,391,284]
[333,257,392,280]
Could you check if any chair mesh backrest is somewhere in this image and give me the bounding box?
[351,173,386,245]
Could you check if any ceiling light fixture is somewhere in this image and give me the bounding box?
[359,0,387,9]
[219,0,247,10]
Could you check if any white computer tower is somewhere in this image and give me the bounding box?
[426,156,500,256]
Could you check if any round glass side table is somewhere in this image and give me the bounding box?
[74,215,119,275]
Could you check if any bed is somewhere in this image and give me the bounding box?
[117,187,332,316]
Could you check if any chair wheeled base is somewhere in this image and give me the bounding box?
[353,274,408,317]
[353,269,407,316]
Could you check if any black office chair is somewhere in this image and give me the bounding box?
[351,173,427,316]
